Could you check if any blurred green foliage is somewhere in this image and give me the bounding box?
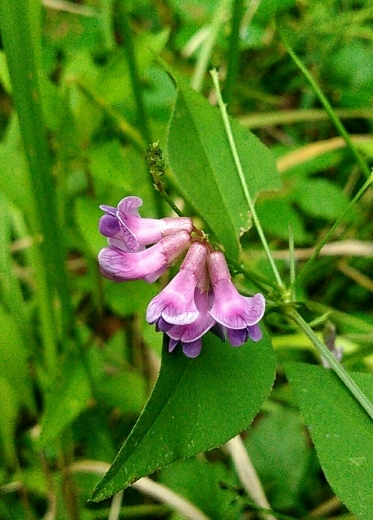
[0,0,373,519]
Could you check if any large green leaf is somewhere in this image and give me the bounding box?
[285,362,373,519]
[92,329,276,501]
[167,73,281,259]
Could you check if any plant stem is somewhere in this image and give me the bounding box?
[279,27,372,180]
[192,0,231,92]
[289,309,373,421]
[145,142,184,217]
[117,2,164,218]
[226,435,276,520]
[117,1,151,144]
[211,69,285,289]
[108,491,124,520]
[288,225,296,298]
[76,81,146,150]
[225,252,278,292]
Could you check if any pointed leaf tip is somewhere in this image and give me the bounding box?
[91,330,275,500]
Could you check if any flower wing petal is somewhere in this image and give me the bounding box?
[248,323,262,341]
[227,328,248,347]
[182,339,202,358]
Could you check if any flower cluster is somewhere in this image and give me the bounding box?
[98,196,265,358]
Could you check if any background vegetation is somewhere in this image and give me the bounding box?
[1,0,373,519]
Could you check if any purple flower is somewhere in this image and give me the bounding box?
[166,285,215,358]
[98,230,191,283]
[207,251,265,347]
[146,242,209,326]
[99,196,193,252]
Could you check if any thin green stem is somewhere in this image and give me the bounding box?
[117,1,151,144]
[158,189,184,218]
[211,69,285,288]
[117,2,164,218]
[297,172,373,285]
[101,0,116,51]
[76,81,146,151]
[279,27,372,180]
[289,309,373,421]
[307,300,373,334]
[288,225,295,298]
[225,253,278,292]
[145,142,184,217]
[224,0,244,105]
[192,0,231,92]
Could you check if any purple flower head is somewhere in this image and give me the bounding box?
[98,230,191,283]
[146,242,208,326]
[207,251,265,347]
[99,196,193,252]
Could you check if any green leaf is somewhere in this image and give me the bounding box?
[1,0,74,371]
[92,329,275,501]
[285,362,373,519]
[98,372,147,415]
[256,196,310,244]
[75,197,107,256]
[37,353,91,449]
[294,178,356,222]
[104,279,158,317]
[88,140,133,191]
[160,458,241,520]
[167,73,281,259]
[0,377,19,466]
[0,305,34,412]
[0,116,33,214]
[0,51,12,93]
[246,405,310,510]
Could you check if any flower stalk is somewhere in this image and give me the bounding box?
[210,69,285,290]
[288,308,373,421]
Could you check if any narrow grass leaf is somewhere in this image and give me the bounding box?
[1,1,73,368]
